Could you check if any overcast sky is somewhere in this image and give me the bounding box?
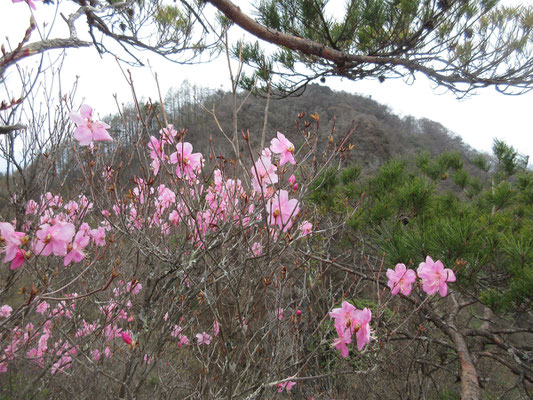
[1,0,532,164]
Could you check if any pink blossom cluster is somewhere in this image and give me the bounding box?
[111,126,311,248]
[0,121,317,378]
[0,278,144,375]
[329,301,372,358]
[386,256,457,297]
[0,192,109,270]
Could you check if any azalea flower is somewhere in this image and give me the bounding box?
[266,190,300,232]
[251,153,278,193]
[0,305,12,318]
[176,334,188,347]
[353,307,372,351]
[332,331,351,358]
[277,380,296,393]
[170,142,203,180]
[329,301,357,336]
[148,136,165,175]
[34,221,75,256]
[196,332,212,345]
[64,230,90,266]
[386,263,417,296]
[10,249,26,270]
[329,301,372,356]
[91,349,101,362]
[12,0,41,10]
[299,221,313,237]
[0,222,26,268]
[417,256,456,297]
[251,241,262,256]
[121,331,133,345]
[288,174,296,184]
[70,104,113,146]
[35,301,49,315]
[270,132,296,165]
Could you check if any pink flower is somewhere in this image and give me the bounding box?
[34,221,75,256]
[35,301,49,315]
[270,132,296,165]
[64,230,90,266]
[126,280,142,295]
[160,124,177,144]
[148,136,165,175]
[299,221,312,237]
[170,325,182,338]
[417,256,456,297]
[213,320,220,337]
[353,307,372,351]
[0,222,25,266]
[251,242,262,256]
[10,249,26,270]
[386,263,417,296]
[90,226,107,246]
[329,301,357,337]
[25,199,38,215]
[0,304,12,318]
[332,332,351,358]
[276,307,284,321]
[121,331,133,345]
[196,332,212,345]
[329,301,372,356]
[277,380,296,393]
[288,174,296,184]
[91,349,101,362]
[12,0,41,10]
[266,190,300,232]
[170,142,203,180]
[251,154,278,193]
[178,335,189,347]
[70,104,112,146]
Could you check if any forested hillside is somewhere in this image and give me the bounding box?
[102,83,481,169]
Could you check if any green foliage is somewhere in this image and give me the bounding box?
[315,141,533,312]
[492,139,529,179]
[308,166,340,212]
[488,181,514,211]
[452,169,469,189]
[242,0,533,96]
[470,154,491,172]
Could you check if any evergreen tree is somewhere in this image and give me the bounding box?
[207,0,533,95]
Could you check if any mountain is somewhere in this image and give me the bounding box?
[154,83,479,170]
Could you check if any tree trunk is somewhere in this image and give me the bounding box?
[449,328,480,400]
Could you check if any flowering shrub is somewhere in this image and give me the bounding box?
[1,103,368,397]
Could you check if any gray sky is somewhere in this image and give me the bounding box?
[1,0,532,163]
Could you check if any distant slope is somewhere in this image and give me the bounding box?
[157,83,481,170]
